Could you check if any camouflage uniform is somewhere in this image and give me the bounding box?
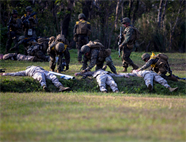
[126,70,177,91]
[139,53,172,79]
[75,69,119,92]
[3,53,43,62]
[5,10,22,53]
[82,48,116,74]
[119,17,139,71]
[3,66,63,89]
[21,6,37,38]
[47,35,70,72]
[27,41,49,62]
[73,13,91,62]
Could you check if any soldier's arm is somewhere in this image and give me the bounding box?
[139,59,155,71]
[86,50,98,71]
[120,28,133,46]
[2,71,27,76]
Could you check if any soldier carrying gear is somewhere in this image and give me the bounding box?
[21,6,37,38]
[47,34,70,73]
[73,13,91,63]
[80,40,117,74]
[5,9,22,53]
[118,17,139,72]
[137,52,179,81]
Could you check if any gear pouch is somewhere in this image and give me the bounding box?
[28,29,33,36]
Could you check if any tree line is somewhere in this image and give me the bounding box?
[1,0,185,53]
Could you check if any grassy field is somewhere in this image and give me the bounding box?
[0,49,186,142]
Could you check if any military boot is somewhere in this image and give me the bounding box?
[132,64,139,70]
[59,86,70,92]
[57,70,60,73]
[147,84,153,91]
[168,75,178,82]
[168,87,178,92]
[51,69,54,72]
[123,67,127,72]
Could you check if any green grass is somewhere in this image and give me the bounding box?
[0,49,186,142]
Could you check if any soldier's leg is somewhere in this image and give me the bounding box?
[106,75,118,92]
[144,73,154,90]
[96,74,107,92]
[5,36,13,53]
[32,72,47,87]
[57,54,63,72]
[46,71,63,88]
[122,49,128,72]
[105,56,117,74]
[154,73,170,88]
[49,54,56,71]
[77,39,83,62]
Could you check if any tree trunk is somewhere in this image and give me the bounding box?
[161,0,168,28]
[169,0,184,51]
[132,0,139,25]
[157,0,163,28]
[61,0,74,38]
[128,0,133,19]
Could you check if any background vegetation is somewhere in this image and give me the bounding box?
[1,0,186,54]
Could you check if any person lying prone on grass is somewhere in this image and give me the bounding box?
[75,65,129,93]
[1,65,70,92]
[121,70,178,92]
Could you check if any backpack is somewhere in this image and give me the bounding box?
[76,21,89,35]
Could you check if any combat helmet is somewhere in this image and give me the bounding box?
[55,42,65,53]
[81,45,90,54]
[56,34,65,42]
[122,17,131,24]
[26,6,32,12]
[141,53,150,61]
[12,10,18,15]
[78,13,86,19]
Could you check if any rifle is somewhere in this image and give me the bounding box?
[22,12,37,25]
[118,27,123,57]
[49,71,75,80]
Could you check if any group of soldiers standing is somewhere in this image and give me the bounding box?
[3,6,181,92]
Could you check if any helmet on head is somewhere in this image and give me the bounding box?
[81,45,90,54]
[26,6,32,12]
[12,10,18,15]
[55,42,65,53]
[18,36,25,41]
[56,34,65,42]
[122,17,131,24]
[78,13,86,19]
[141,53,150,61]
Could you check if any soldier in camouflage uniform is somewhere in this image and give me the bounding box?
[47,34,70,73]
[1,66,70,92]
[75,67,129,93]
[137,53,178,81]
[73,13,91,63]
[124,70,178,92]
[3,53,43,62]
[5,10,22,53]
[80,40,117,74]
[21,6,37,38]
[26,40,49,62]
[119,17,139,72]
